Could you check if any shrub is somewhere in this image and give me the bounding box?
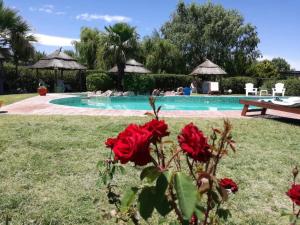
[261,78,300,96]
[86,73,114,91]
[222,76,256,94]
[124,74,155,94]
[99,98,238,224]
[284,78,300,96]
[151,74,193,91]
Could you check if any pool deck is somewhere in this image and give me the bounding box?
[1,93,300,119]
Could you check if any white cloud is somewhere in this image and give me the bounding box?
[29,4,65,15]
[261,54,300,70]
[76,13,131,23]
[33,33,79,47]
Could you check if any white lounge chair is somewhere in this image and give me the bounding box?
[272,83,286,96]
[245,83,257,96]
[271,97,300,107]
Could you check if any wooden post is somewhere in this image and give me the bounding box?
[54,68,58,92]
[79,70,82,92]
[241,104,249,116]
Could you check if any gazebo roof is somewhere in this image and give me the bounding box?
[108,59,151,74]
[190,59,227,75]
[29,48,86,70]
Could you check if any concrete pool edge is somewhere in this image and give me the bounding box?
[1,93,300,119]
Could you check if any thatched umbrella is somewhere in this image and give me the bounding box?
[190,59,227,94]
[190,59,227,76]
[29,48,86,91]
[108,59,151,74]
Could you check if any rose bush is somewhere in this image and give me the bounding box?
[219,178,238,193]
[283,166,300,224]
[178,123,211,162]
[98,97,238,225]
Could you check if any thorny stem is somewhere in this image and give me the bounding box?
[151,156,158,167]
[203,179,213,225]
[186,156,197,181]
[166,149,183,169]
[296,209,300,218]
[213,133,227,176]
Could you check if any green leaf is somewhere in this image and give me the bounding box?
[120,186,139,212]
[194,202,205,222]
[140,166,161,183]
[138,186,156,220]
[216,208,231,220]
[155,173,172,216]
[174,172,198,220]
[117,165,126,174]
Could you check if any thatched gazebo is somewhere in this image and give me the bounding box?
[108,59,151,74]
[29,48,86,92]
[190,59,227,94]
[190,59,227,76]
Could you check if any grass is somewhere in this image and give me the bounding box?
[0,115,299,224]
[0,93,37,106]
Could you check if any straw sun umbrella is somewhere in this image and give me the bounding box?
[108,59,151,74]
[190,59,227,93]
[190,59,227,76]
[29,48,86,91]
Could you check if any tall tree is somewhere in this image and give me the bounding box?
[73,27,102,69]
[246,60,279,78]
[271,57,291,72]
[142,36,184,74]
[161,2,260,74]
[9,20,36,74]
[0,0,35,93]
[104,23,138,90]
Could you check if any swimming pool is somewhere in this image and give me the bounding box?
[50,95,276,111]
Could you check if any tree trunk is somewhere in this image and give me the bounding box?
[117,63,125,91]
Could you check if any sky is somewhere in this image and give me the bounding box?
[4,0,300,69]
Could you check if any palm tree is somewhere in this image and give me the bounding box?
[104,23,138,91]
[0,0,35,93]
[10,30,35,74]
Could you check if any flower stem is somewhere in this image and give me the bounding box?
[166,149,182,169]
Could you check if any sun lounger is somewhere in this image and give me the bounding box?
[239,99,300,116]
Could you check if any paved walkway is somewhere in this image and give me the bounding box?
[1,94,300,119]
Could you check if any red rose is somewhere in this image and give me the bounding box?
[219,178,238,193]
[112,124,152,166]
[105,138,117,149]
[142,119,169,142]
[178,123,211,162]
[287,184,300,206]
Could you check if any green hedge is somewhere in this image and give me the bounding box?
[262,78,300,96]
[151,74,193,91]
[85,73,193,93]
[86,73,114,91]
[222,76,257,94]
[124,74,155,94]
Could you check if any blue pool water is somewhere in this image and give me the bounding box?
[50,96,276,111]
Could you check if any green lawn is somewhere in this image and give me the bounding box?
[0,115,299,225]
[0,93,37,106]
